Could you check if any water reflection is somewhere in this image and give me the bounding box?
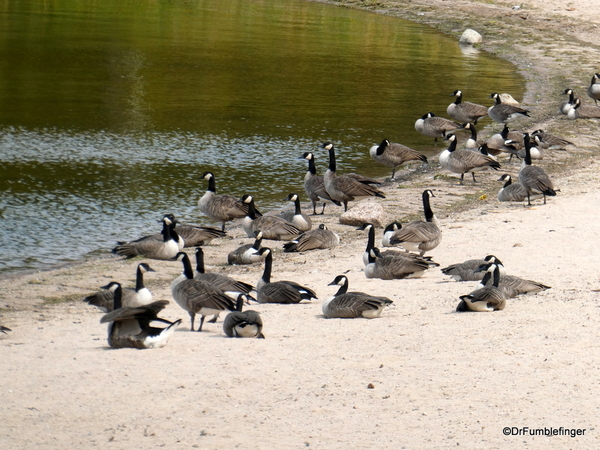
[0,0,524,274]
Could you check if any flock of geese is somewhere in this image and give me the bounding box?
[15,73,592,349]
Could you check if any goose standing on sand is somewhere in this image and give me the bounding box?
[518,133,556,205]
[112,215,180,260]
[280,193,312,232]
[476,263,550,298]
[83,263,156,312]
[171,252,237,331]
[567,98,600,119]
[283,224,340,252]
[241,195,303,240]
[386,190,442,256]
[447,90,488,124]
[322,142,386,212]
[223,295,265,338]
[415,112,461,140]
[198,172,252,231]
[256,248,318,304]
[587,73,600,106]
[441,255,503,282]
[488,93,530,123]
[439,134,501,184]
[323,275,393,319]
[302,152,341,215]
[228,231,267,265]
[100,282,181,349]
[560,88,576,115]
[369,139,428,179]
[456,264,506,312]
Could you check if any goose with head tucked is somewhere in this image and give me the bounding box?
[241,195,303,241]
[83,263,156,312]
[256,248,318,304]
[112,215,181,260]
[198,172,255,231]
[322,142,386,211]
[323,275,393,319]
[386,190,442,256]
[100,282,181,349]
[279,193,312,232]
[223,295,265,339]
[302,152,342,215]
[488,93,530,123]
[456,264,506,312]
[530,129,574,150]
[283,224,340,253]
[415,112,462,141]
[171,252,237,331]
[228,231,267,265]
[369,139,427,179]
[439,134,501,184]
[145,214,226,247]
[518,133,556,205]
[447,90,489,124]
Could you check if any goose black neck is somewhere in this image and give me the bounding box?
[306,156,317,175]
[206,175,216,193]
[469,125,477,141]
[293,197,302,215]
[523,134,533,166]
[246,198,258,220]
[327,148,337,173]
[261,251,273,284]
[422,191,434,222]
[492,265,500,287]
[161,220,172,242]
[335,278,349,296]
[500,125,509,139]
[113,284,123,310]
[494,95,502,105]
[135,266,145,292]
[365,226,375,252]
[503,177,512,188]
[252,236,263,250]
[568,91,575,102]
[195,248,205,274]
[236,295,244,312]
[447,137,457,153]
[454,92,463,104]
[376,140,388,156]
[169,225,180,243]
[180,254,194,280]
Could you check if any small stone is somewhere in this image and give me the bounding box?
[339,201,388,228]
[459,29,482,46]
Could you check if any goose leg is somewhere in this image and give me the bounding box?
[207,314,219,323]
[459,173,465,185]
[189,312,196,331]
[197,315,206,332]
[320,203,326,215]
[471,172,477,183]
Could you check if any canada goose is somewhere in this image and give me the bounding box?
[369,139,427,179]
[223,294,265,338]
[439,134,500,184]
[441,255,503,281]
[112,215,181,260]
[414,112,461,140]
[256,248,318,304]
[447,90,488,124]
[560,88,576,115]
[456,264,506,312]
[83,263,155,312]
[516,134,544,160]
[476,263,550,298]
[198,172,254,231]
[144,214,226,247]
[194,247,255,300]
[460,123,482,150]
[586,73,600,106]
[280,193,312,232]
[496,174,535,202]
[228,231,267,265]
[485,125,521,157]
[241,195,303,240]
[386,190,442,256]
[381,222,402,247]
[358,222,437,267]
[530,129,574,150]
[302,152,342,215]
[567,98,600,119]
[488,93,530,123]
[322,142,386,211]
[1,325,11,334]
[365,247,430,280]
[283,224,340,252]
[323,275,393,319]
[171,252,237,331]
[100,282,181,349]
[518,133,556,205]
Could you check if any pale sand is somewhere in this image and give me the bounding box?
[2,1,600,448]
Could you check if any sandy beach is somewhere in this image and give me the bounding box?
[2,1,600,448]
